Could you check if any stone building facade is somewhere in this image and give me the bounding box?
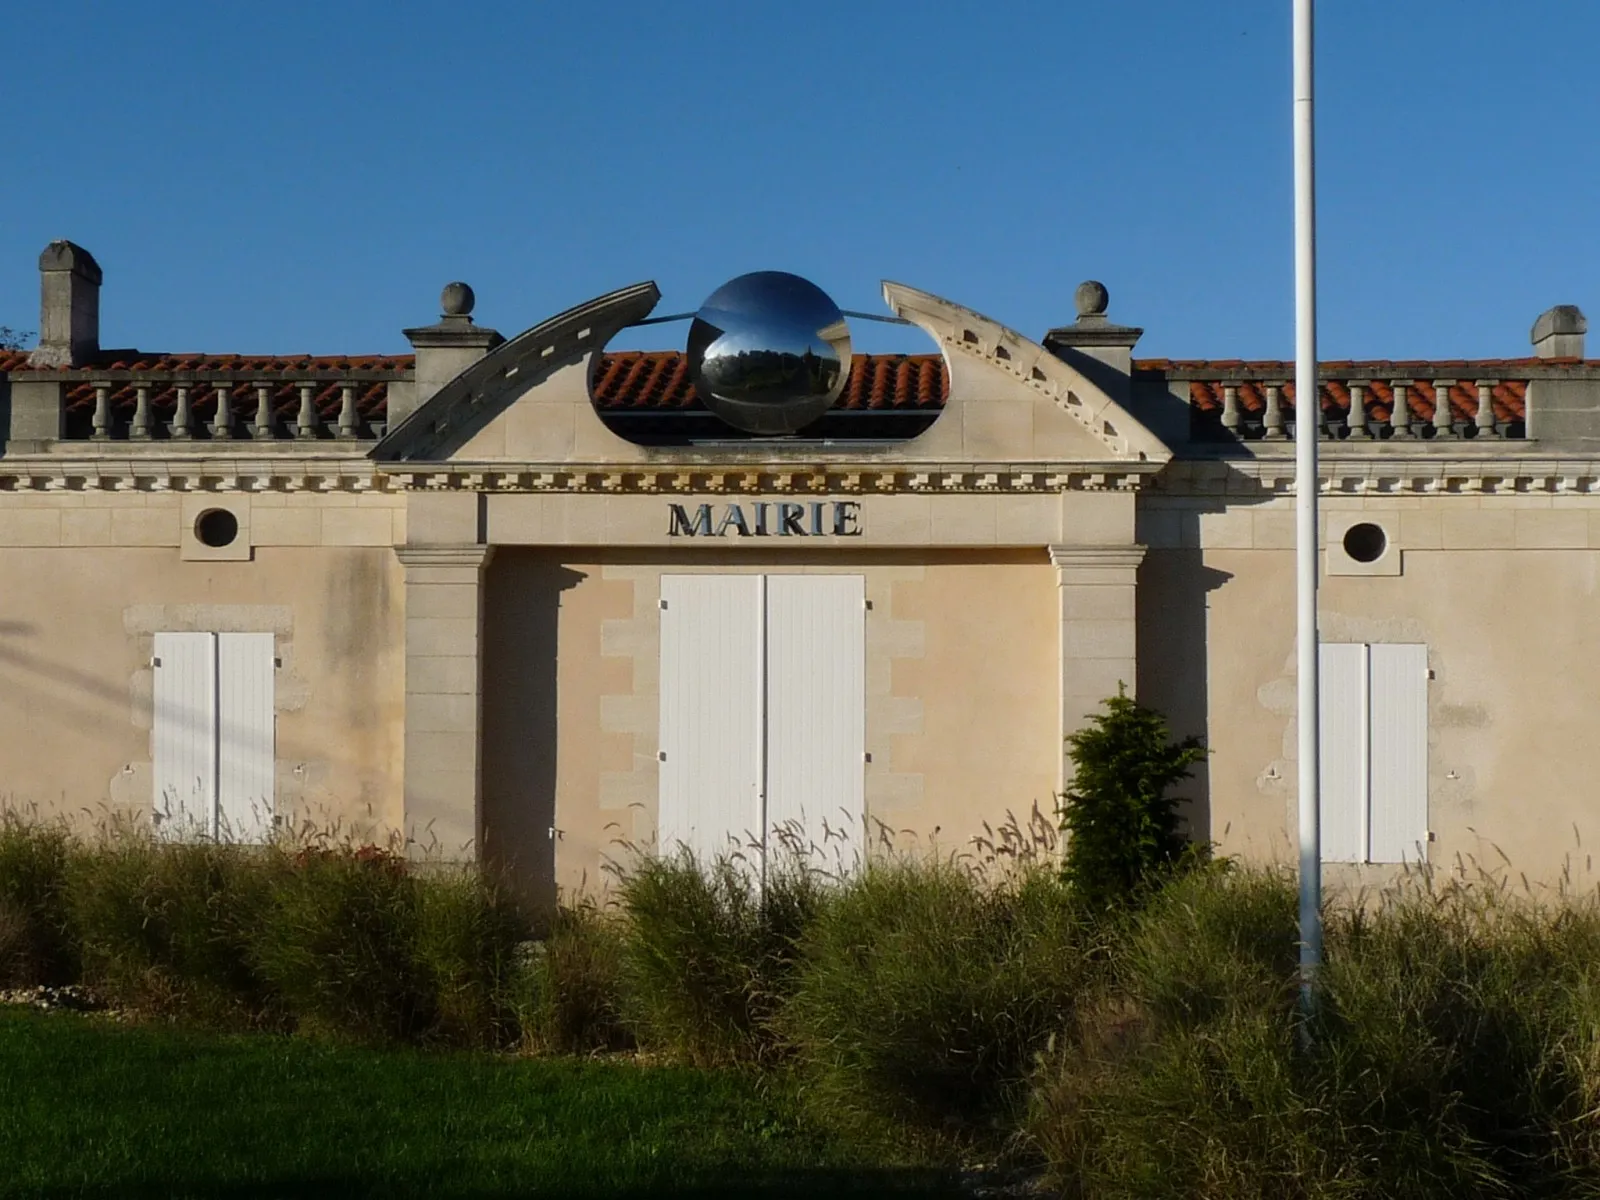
[2,240,1595,902]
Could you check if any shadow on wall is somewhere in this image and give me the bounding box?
[1136,549,1233,847]
[480,557,586,913]
[0,621,154,741]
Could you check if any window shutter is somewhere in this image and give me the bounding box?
[217,632,276,843]
[764,575,865,872]
[152,631,217,840]
[1318,642,1367,863]
[1368,643,1428,863]
[657,576,763,866]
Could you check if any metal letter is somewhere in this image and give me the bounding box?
[668,503,714,537]
[716,504,751,537]
[754,503,771,536]
[778,503,807,536]
[810,502,825,535]
[832,501,862,536]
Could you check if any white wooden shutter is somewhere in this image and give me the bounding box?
[217,632,275,843]
[1318,643,1367,863]
[658,575,763,867]
[1369,643,1428,863]
[764,575,865,874]
[152,632,217,840]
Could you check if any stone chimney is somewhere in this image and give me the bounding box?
[393,282,503,428]
[1042,281,1144,379]
[1524,304,1599,442]
[1531,305,1587,359]
[28,240,102,367]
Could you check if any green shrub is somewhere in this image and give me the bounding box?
[1059,691,1206,912]
[67,835,276,1018]
[250,845,427,1040]
[0,813,76,986]
[615,849,824,1066]
[514,903,632,1055]
[412,865,530,1047]
[783,861,1091,1134]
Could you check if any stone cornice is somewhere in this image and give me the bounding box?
[1144,363,1600,383]
[1158,455,1600,496]
[9,451,1600,497]
[1048,545,1148,569]
[0,457,1163,495]
[395,545,495,569]
[382,462,1160,494]
[0,455,385,493]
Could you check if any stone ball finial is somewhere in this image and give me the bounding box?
[440,281,476,317]
[1074,280,1109,319]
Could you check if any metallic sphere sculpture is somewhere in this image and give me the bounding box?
[687,271,852,435]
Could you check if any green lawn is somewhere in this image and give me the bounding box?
[0,1009,961,1198]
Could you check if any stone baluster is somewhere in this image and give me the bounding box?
[1348,381,1370,438]
[1391,380,1412,437]
[90,383,112,440]
[1475,380,1499,438]
[172,385,192,439]
[253,384,273,438]
[131,385,152,440]
[1264,384,1284,439]
[1221,384,1241,436]
[211,382,233,439]
[296,383,318,439]
[1433,379,1457,437]
[337,384,359,439]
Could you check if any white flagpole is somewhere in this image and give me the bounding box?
[1293,0,1323,1020]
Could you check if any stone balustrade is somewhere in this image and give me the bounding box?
[1174,370,1527,442]
[68,373,397,442]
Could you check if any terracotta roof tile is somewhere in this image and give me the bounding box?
[1,353,410,433]
[593,351,948,412]
[1180,377,1527,425]
[1133,359,1597,430]
[6,350,1591,434]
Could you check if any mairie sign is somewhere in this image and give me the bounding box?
[667,501,862,538]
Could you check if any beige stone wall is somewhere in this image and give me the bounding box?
[1142,493,1600,890]
[479,548,1060,901]
[0,490,406,838]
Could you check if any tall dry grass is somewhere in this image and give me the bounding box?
[780,860,1091,1135]
[1027,863,1600,1199]
[611,843,827,1066]
[0,811,76,987]
[11,805,1600,1197]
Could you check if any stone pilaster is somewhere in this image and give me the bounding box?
[398,544,494,859]
[1049,545,1145,796]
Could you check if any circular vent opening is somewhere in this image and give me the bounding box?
[195,508,240,548]
[1342,522,1388,564]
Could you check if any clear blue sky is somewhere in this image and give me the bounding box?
[2,1,1593,362]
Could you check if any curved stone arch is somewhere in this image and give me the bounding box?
[881,280,1170,465]
[373,281,661,463]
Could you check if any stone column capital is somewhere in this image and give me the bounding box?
[396,544,495,571]
[1047,544,1147,571]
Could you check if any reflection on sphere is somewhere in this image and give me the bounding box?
[686,271,852,435]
